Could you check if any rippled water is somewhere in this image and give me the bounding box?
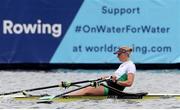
[0,69,180,109]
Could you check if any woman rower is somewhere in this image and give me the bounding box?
[68,46,136,96]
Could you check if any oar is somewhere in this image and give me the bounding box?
[39,79,106,101]
[0,79,101,96]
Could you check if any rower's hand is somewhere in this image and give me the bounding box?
[110,75,117,83]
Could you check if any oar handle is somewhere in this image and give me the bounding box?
[71,79,101,85]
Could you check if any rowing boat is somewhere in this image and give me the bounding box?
[1,79,180,103]
[2,93,180,103]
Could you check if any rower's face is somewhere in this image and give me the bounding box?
[117,53,128,62]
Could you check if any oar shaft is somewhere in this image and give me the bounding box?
[69,79,101,85]
[0,85,59,96]
[0,79,101,96]
[0,91,20,96]
[55,84,91,98]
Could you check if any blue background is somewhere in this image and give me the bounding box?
[0,0,179,64]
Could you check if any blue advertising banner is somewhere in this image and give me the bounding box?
[0,0,180,64]
[0,0,83,63]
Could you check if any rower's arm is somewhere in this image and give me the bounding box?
[116,73,134,87]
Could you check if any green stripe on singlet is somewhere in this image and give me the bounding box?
[118,73,128,81]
